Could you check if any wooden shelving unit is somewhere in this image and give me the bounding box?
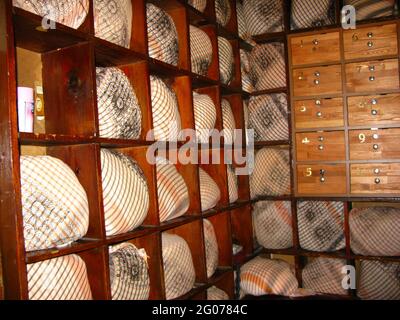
[0,0,399,301]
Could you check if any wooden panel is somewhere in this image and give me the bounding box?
[351,163,400,194]
[296,131,346,161]
[293,65,342,97]
[348,93,400,126]
[294,98,344,129]
[349,128,400,160]
[345,59,399,93]
[297,164,347,195]
[343,24,398,60]
[291,31,341,66]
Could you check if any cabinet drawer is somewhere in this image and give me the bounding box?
[293,65,342,97]
[348,93,400,126]
[349,128,400,161]
[291,32,341,66]
[344,24,398,60]
[294,98,344,129]
[351,163,400,194]
[297,164,347,195]
[345,59,399,93]
[296,131,346,161]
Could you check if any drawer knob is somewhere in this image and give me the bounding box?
[320,169,326,175]
[367,41,374,47]
[371,109,378,116]
[314,79,320,85]
[320,177,326,183]
[314,71,320,77]
[374,168,380,175]
[316,111,323,118]
[300,106,307,112]
[373,144,379,150]
[369,65,375,72]
[375,178,381,184]
[318,145,324,151]
[371,99,378,105]
[313,39,319,45]
[315,100,321,105]
[367,32,373,38]
[373,133,379,140]
[318,136,324,142]
[369,76,375,81]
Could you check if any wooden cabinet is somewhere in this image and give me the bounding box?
[296,131,346,161]
[345,59,399,93]
[293,98,344,129]
[291,31,341,66]
[297,164,347,195]
[343,24,398,60]
[292,65,342,97]
[349,128,400,160]
[351,163,400,194]
[290,20,400,198]
[348,93,400,127]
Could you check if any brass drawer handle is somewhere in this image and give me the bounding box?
[371,109,378,116]
[367,41,374,47]
[372,133,379,140]
[316,111,323,118]
[367,32,373,38]
[313,39,319,45]
[300,106,307,112]
[314,71,320,77]
[369,76,375,81]
[369,65,375,71]
[318,145,324,151]
[318,136,324,142]
[371,99,378,105]
[374,168,380,175]
[373,144,379,151]
[315,99,321,105]
[320,169,326,183]
[375,178,381,184]
[314,79,320,85]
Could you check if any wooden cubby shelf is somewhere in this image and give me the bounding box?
[1,0,400,301]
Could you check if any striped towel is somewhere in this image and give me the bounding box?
[188,0,207,12]
[218,37,235,85]
[207,286,229,300]
[203,219,219,278]
[297,201,346,252]
[13,0,89,30]
[221,98,236,145]
[345,0,397,20]
[199,168,221,212]
[215,0,231,27]
[150,75,182,141]
[227,164,239,203]
[96,67,142,140]
[250,148,291,198]
[20,156,89,252]
[27,254,92,300]
[253,201,293,250]
[190,25,213,76]
[358,260,400,300]
[302,258,348,295]
[243,0,284,35]
[156,157,190,223]
[94,0,132,48]
[240,257,299,296]
[291,0,336,30]
[109,242,150,300]
[162,233,196,300]
[147,3,179,66]
[193,92,217,144]
[249,43,286,91]
[248,94,289,142]
[350,207,400,257]
[101,149,150,236]
[236,1,249,40]
[240,49,254,93]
